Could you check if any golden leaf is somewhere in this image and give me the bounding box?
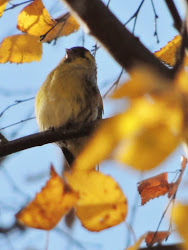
[0,34,42,63]
[65,170,127,231]
[16,166,78,230]
[155,35,188,66]
[112,66,169,99]
[42,13,80,42]
[115,124,180,171]
[17,0,55,36]
[0,0,8,17]
[172,203,188,248]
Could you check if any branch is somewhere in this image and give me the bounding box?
[164,0,182,33]
[140,244,182,250]
[0,120,102,158]
[61,0,173,79]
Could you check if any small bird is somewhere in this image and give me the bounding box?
[35,47,103,166]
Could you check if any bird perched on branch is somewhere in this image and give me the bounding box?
[35,47,103,166]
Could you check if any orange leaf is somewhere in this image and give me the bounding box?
[155,35,184,66]
[42,13,80,42]
[16,166,78,230]
[145,231,170,247]
[17,0,55,36]
[0,0,8,17]
[138,173,170,205]
[65,170,127,231]
[0,34,42,63]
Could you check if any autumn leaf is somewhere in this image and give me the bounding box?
[125,234,146,250]
[0,34,42,63]
[155,35,188,67]
[16,166,78,230]
[0,0,8,17]
[155,35,180,66]
[172,203,188,248]
[42,13,80,42]
[17,0,55,37]
[112,65,169,99]
[72,97,182,171]
[115,124,179,171]
[138,173,170,205]
[145,231,170,247]
[65,170,127,231]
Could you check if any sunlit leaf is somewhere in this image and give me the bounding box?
[0,34,42,63]
[125,234,146,250]
[42,13,80,42]
[73,97,182,171]
[112,66,169,99]
[155,35,181,66]
[145,231,170,247]
[0,0,8,17]
[138,173,170,205]
[173,203,188,248]
[115,124,180,171]
[17,0,55,36]
[16,166,78,230]
[66,170,127,231]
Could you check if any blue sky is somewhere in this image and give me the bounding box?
[0,0,186,249]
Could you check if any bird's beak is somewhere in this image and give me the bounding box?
[65,48,73,59]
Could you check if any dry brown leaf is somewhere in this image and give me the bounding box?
[0,34,42,63]
[65,170,127,231]
[138,173,170,205]
[145,231,170,247]
[17,0,55,36]
[16,166,78,230]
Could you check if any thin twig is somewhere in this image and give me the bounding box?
[0,97,34,118]
[151,0,159,43]
[103,68,124,98]
[5,0,33,12]
[124,0,145,34]
[0,117,35,131]
[164,0,182,33]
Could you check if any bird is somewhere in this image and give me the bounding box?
[35,46,103,166]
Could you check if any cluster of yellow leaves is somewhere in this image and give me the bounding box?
[0,0,79,63]
[17,165,127,232]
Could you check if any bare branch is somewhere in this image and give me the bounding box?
[61,0,173,79]
[164,0,182,33]
[0,120,102,158]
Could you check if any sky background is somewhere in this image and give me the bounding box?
[0,0,187,249]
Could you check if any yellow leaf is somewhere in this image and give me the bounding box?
[172,203,188,248]
[16,166,78,230]
[66,170,127,231]
[155,35,185,66]
[112,66,169,99]
[42,13,80,42]
[114,124,180,171]
[17,0,55,36]
[72,97,182,171]
[0,0,8,17]
[0,34,42,63]
[125,234,146,250]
